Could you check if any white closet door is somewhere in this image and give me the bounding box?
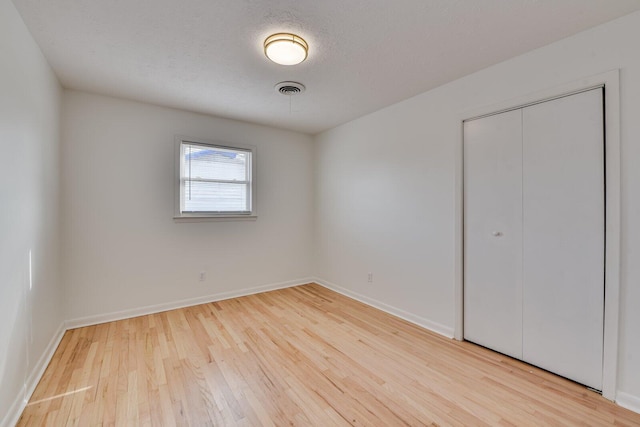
[463,109,523,359]
[522,89,604,390]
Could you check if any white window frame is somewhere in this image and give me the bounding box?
[174,136,257,222]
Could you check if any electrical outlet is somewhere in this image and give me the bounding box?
[367,272,373,283]
[199,271,206,282]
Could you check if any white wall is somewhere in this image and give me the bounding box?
[314,10,640,404]
[0,0,64,423]
[62,91,314,322]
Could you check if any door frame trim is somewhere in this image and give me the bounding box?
[454,70,621,400]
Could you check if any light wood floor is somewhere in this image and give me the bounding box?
[18,283,640,426]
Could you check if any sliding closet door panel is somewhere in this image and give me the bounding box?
[464,110,523,359]
[522,89,604,390]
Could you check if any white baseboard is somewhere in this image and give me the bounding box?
[313,277,455,338]
[66,277,314,329]
[2,321,66,427]
[617,391,640,415]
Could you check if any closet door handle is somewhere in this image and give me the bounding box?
[492,231,503,237]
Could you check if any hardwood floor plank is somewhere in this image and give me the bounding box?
[17,283,640,426]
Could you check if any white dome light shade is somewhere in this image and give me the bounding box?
[264,33,308,65]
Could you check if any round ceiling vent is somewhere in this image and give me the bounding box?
[275,81,306,95]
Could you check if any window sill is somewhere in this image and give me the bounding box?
[173,215,257,223]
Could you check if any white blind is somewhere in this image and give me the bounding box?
[181,143,251,213]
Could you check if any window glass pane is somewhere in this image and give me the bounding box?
[184,181,248,212]
[177,139,254,217]
[185,145,248,181]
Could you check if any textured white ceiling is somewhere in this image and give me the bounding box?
[12,0,640,134]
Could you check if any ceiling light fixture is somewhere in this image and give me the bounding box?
[264,33,308,65]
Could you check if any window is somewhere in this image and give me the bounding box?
[174,136,256,220]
